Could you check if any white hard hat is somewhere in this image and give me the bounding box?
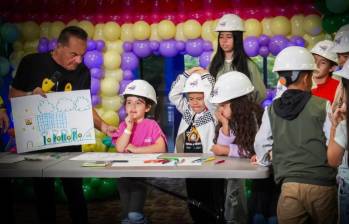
[310,40,338,64]
[336,24,349,39]
[334,59,349,80]
[273,46,317,72]
[123,79,157,104]
[331,30,349,53]
[210,71,254,104]
[182,73,206,93]
[215,14,245,32]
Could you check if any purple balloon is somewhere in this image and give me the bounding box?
[37,43,48,53]
[123,42,133,52]
[268,35,289,56]
[83,50,103,69]
[95,40,105,51]
[203,40,213,51]
[259,46,270,57]
[266,88,276,99]
[159,40,178,57]
[39,37,49,45]
[258,35,270,46]
[175,41,185,51]
[290,36,305,47]
[287,42,296,47]
[87,39,97,51]
[261,99,273,108]
[186,39,204,57]
[123,70,134,80]
[91,78,100,95]
[244,37,260,57]
[92,95,101,106]
[118,106,127,121]
[121,52,139,70]
[119,80,133,94]
[199,51,213,68]
[90,68,104,79]
[133,40,151,58]
[149,41,159,51]
[48,39,57,51]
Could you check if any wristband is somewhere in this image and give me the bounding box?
[123,129,132,135]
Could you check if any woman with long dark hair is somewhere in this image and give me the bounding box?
[209,14,266,103]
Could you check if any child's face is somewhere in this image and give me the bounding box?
[125,96,150,121]
[313,54,335,79]
[219,32,234,54]
[338,52,349,67]
[218,101,232,119]
[187,92,206,113]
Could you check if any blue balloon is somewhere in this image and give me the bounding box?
[1,23,20,43]
[83,50,103,69]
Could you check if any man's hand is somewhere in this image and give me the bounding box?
[211,144,229,156]
[32,87,47,97]
[0,109,9,133]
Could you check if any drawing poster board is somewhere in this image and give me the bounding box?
[11,90,96,153]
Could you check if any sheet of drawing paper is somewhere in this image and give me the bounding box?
[11,90,95,153]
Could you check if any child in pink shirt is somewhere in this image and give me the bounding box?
[112,80,167,224]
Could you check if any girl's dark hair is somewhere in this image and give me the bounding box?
[209,31,251,80]
[277,70,313,87]
[341,78,349,152]
[213,95,263,158]
[123,94,155,118]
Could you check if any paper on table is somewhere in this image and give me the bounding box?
[0,154,25,164]
[70,152,161,161]
[111,157,202,167]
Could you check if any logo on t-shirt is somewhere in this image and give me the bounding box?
[144,137,152,143]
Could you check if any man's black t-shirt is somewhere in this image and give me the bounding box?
[12,52,91,152]
[12,52,90,92]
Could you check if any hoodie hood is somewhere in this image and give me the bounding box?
[273,89,312,120]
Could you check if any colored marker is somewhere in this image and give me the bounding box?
[214,159,225,165]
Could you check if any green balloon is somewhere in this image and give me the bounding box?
[55,179,67,202]
[0,57,10,77]
[83,184,95,201]
[90,177,102,189]
[323,14,343,34]
[326,0,349,14]
[0,23,20,43]
[83,178,91,185]
[315,0,331,15]
[96,179,117,199]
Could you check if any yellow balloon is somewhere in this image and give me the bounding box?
[210,19,219,39]
[67,19,79,27]
[93,23,104,40]
[82,144,95,152]
[105,69,123,82]
[94,139,107,152]
[303,33,326,49]
[101,110,120,126]
[175,23,187,41]
[13,41,23,51]
[101,96,122,111]
[183,19,202,39]
[271,16,291,36]
[201,20,215,41]
[100,77,120,97]
[78,20,95,39]
[95,129,106,139]
[120,23,134,42]
[211,38,218,52]
[9,50,24,68]
[303,14,322,36]
[261,18,273,36]
[244,18,262,37]
[291,15,305,36]
[149,23,161,41]
[94,107,105,117]
[132,21,151,40]
[106,40,124,54]
[23,40,39,52]
[22,21,40,41]
[157,20,176,40]
[49,21,65,39]
[40,22,50,38]
[103,50,121,70]
[103,21,121,41]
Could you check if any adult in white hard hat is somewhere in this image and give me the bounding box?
[310,40,339,103]
[209,13,266,103]
[255,45,337,224]
[123,79,157,104]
